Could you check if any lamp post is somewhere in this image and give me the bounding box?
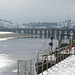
[49,36,53,51]
[49,28,54,51]
[65,15,71,38]
[49,36,53,67]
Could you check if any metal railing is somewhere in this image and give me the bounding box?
[17,46,74,75]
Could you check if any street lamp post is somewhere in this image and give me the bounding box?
[65,15,71,38]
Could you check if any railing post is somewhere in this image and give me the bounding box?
[25,61,26,75]
[66,47,68,57]
[68,46,69,55]
[54,51,56,65]
[74,46,75,55]
[69,45,70,55]
[67,47,68,57]
[47,55,48,71]
[36,56,38,75]
[64,48,66,58]
[30,59,32,75]
[63,48,64,60]
[42,56,43,74]
[58,49,59,62]
[51,50,52,67]
[59,49,61,62]
[17,60,19,75]
[55,50,57,63]
[67,47,68,56]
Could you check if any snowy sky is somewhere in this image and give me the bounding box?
[0,0,75,23]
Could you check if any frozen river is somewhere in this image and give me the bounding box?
[0,36,58,75]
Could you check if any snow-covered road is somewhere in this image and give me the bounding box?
[39,55,75,75]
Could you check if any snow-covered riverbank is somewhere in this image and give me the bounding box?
[0,31,34,40]
[0,32,13,34]
[0,32,14,41]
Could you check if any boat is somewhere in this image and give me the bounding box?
[35,17,72,74]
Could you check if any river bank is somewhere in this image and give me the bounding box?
[0,32,35,38]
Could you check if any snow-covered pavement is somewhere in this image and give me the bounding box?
[39,55,75,75]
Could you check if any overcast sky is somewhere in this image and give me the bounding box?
[0,0,75,23]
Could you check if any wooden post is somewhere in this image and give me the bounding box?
[25,61,26,75]
[74,46,75,55]
[42,56,43,74]
[63,48,64,60]
[30,59,32,75]
[59,49,61,62]
[51,50,52,67]
[54,51,56,65]
[17,60,19,75]
[47,55,48,71]
[36,56,38,75]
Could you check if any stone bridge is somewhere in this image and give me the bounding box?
[1,28,75,38]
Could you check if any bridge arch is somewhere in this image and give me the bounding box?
[33,30,35,34]
[37,30,40,34]
[15,31,19,33]
[42,30,45,35]
[70,31,73,35]
[21,30,24,33]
